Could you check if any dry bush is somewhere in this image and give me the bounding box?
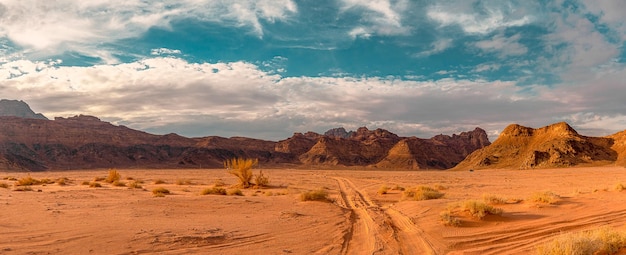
[254,170,270,187]
[529,191,560,204]
[300,189,330,202]
[81,181,90,185]
[434,183,448,190]
[378,185,390,195]
[391,185,405,191]
[16,175,41,186]
[112,180,126,187]
[227,188,243,196]
[154,179,166,184]
[14,186,33,191]
[224,158,258,188]
[440,210,461,227]
[56,178,69,186]
[483,193,508,205]
[459,200,503,219]
[40,178,55,185]
[0,182,9,189]
[128,181,143,189]
[176,179,193,185]
[152,187,171,197]
[213,179,226,187]
[201,186,226,195]
[105,169,121,183]
[94,177,105,182]
[89,182,102,188]
[402,186,444,201]
[536,226,626,255]
[615,183,626,191]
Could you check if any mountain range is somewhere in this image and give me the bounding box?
[1,99,624,171]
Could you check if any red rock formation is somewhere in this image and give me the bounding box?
[453,122,617,170]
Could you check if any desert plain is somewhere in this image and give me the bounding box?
[2,166,626,254]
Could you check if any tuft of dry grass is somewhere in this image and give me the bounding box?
[224,158,258,188]
[440,210,461,227]
[201,186,226,195]
[300,189,330,202]
[153,179,166,184]
[254,170,270,188]
[227,188,244,196]
[615,183,625,191]
[176,179,193,185]
[14,186,33,191]
[536,226,626,255]
[378,185,390,195]
[112,180,126,187]
[127,181,142,189]
[391,185,405,191]
[89,182,102,188]
[56,177,69,186]
[0,182,9,189]
[105,169,121,183]
[94,177,105,182]
[16,175,41,186]
[483,193,508,205]
[152,187,171,197]
[458,200,503,219]
[402,186,444,201]
[529,191,560,204]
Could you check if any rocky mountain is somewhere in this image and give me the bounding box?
[0,100,492,171]
[0,99,47,120]
[453,122,620,170]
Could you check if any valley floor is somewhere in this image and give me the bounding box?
[2,166,626,254]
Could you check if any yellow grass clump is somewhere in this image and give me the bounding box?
[459,200,503,219]
[529,191,560,204]
[89,182,102,188]
[201,186,227,195]
[378,185,390,195]
[300,189,330,202]
[483,193,508,205]
[105,169,121,183]
[254,170,270,188]
[227,188,244,196]
[127,181,142,189]
[0,182,9,189]
[615,183,625,191]
[16,175,41,186]
[224,158,258,188]
[536,226,626,255]
[402,186,444,201]
[152,187,171,197]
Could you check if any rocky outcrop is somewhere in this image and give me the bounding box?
[453,122,618,170]
[0,99,47,119]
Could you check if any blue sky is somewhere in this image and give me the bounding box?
[1,0,626,141]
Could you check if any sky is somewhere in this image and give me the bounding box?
[1,0,626,141]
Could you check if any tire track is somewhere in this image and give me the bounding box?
[333,177,436,255]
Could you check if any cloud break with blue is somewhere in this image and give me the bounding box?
[1,0,626,141]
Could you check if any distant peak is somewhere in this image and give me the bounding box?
[0,99,48,120]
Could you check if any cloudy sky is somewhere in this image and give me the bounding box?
[1,0,626,141]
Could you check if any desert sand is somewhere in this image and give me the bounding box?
[2,167,626,254]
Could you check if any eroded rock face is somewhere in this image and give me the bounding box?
[454,122,618,170]
[0,99,47,120]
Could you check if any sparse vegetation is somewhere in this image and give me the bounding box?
[254,170,270,188]
[89,182,102,188]
[213,179,226,187]
[154,179,166,184]
[127,181,142,189]
[201,186,226,195]
[94,177,105,182]
[14,186,33,191]
[227,188,243,196]
[0,182,9,189]
[615,183,625,191]
[529,191,560,204]
[152,187,171,197]
[224,158,258,188]
[378,185,390,195]
[16,175,41,186]
[176,179,193,185]
[56,178,69,186]
[112,180,126,187]
[105,169,121,183]
[300,189,330,202]
[483,193,508,205]
[440,210,461,227]
[536,226,626,255]
[402,186,444,201]
[459,200,503,219]
[391,185,405,191]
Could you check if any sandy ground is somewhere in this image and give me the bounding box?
[2,166,626,254]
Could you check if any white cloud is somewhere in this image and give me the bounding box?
[415,38,453,57]
[427,2,533,35]
[341,0,410,37]
[474,33,528,57]
[150,48,182,56]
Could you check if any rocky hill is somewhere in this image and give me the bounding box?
[0,101,491,171]
[453,122,620,170]
[0,99,47,120]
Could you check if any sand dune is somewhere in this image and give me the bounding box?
[2,167,626,254]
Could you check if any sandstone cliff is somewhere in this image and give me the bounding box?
[453,122,618,170]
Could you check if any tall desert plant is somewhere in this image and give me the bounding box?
[224,158,258,188]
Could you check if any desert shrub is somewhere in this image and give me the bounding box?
[300,189,330,202]
[176,179,193,185]
[14,186,33,191]
[94,177,105,182]
[152,187,171,197]
[391,185,405,191]
[40,178,55,185]
[224,158,258,188]
[459,200,503,219]
[89,182,102,188]
[529,191,560,204]
[213,179,226,187]
[81,181,90,185]
[16,175,41,186]
[56,178,69,186]
[434,183,448,190]
[378,185,390,195]
[264,191,274,196]
[128,181,142,189]
[536,226,626,255]
[105,169,121,183]
[402,186,444,201]
[227,188,243,196]
[153,179,166,184]
[440,210,461,227]
[112,180,126,187]
[615,183,625,191]
[201,186,226,195]
[254,170,270,187]
[483,193,508,205]
[0,183,9,189]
